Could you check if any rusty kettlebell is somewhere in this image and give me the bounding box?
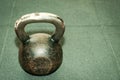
[15,12,65,76]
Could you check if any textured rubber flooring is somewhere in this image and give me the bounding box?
[0,0,120,80]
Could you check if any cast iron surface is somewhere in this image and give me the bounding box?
[19,33,62,75]
[15,13,65,75]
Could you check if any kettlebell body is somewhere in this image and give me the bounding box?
[15,13,65,75]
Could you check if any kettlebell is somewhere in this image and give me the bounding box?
[15,12,65,76]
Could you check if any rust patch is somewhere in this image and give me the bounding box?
[28,57,52,75]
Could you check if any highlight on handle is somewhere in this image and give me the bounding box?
[15,12,65,43]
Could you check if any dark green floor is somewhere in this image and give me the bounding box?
[0,0,120,80]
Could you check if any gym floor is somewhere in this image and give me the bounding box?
[0,0,120,80]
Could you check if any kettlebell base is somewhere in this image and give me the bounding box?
[21,57,61,76]
[23,66,60,76]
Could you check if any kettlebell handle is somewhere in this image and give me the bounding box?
[15,12,65,43]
